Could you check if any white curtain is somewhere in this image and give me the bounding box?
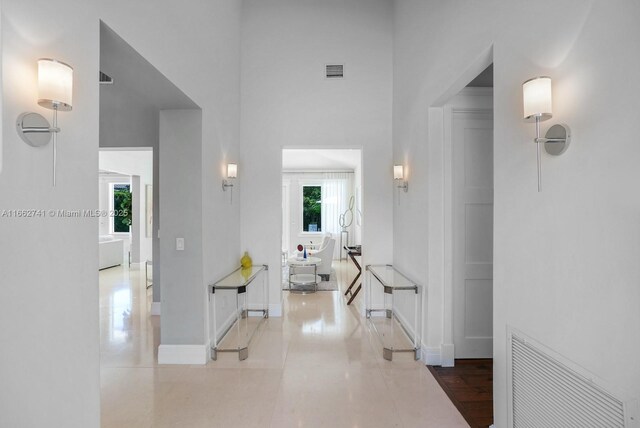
[321,172,354,259]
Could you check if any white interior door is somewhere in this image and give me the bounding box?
[452,110,493,358]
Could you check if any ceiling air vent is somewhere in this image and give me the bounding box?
[99,71,114,85]
[325,64,344,79]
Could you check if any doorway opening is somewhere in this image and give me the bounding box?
[428,61,494,428]
[99,148,153,272]
[281,148,363,301]
[450,65,494,360]
[98,20,202,421]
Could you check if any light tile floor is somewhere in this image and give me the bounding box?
[100,261,469,427]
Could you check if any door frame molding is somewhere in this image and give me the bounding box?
[425,45,494,367]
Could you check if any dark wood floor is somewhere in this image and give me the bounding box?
[428,359,493,428]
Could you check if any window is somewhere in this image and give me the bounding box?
[111,183,132,233]
[302,185,322,232]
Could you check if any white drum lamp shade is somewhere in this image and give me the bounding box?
[523,76,551,122]
[227,163,237,179]
[393,165,404,180]
[38,59,73,111]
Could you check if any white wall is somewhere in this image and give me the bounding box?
[0,0,242,425]
[240,0,394,315]
[99,78,159,149]
[0,1,100,426]
[158,110,204,345]
[393,0,640,426]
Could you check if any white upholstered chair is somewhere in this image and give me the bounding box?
[306,233,332,252]
[309,238,335,280]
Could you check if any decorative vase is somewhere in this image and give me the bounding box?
[240,251,252,269]
[241,267,251,281]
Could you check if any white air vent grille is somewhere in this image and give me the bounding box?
[325,64,344,79]
[511,333,626,427]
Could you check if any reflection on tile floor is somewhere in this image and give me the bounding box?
[100,262,469,427]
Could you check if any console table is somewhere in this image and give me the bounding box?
[209,264,269,361]
[343,245,362,305]
[339,230,349,260]
[366,264,421,361]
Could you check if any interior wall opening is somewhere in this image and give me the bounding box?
[98,148,153,270]
[281,148,363,301]
[450,63,494,361]
[427,62,495,428]
[98,19,203,414]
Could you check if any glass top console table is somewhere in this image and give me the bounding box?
[209,264,269,361]
[366,264,421,361]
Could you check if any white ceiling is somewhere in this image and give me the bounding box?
[282,149,361,171]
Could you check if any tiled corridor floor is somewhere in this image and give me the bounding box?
[99,262,468,427]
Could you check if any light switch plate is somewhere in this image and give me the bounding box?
[176,238,185,251]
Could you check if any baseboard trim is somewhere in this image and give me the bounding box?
[150,302,161,316]
[158,344,208,365]
[205,341,212,361]
[419,345,428,365]
[424,346,442,366]
[269,302,282,317]
[441,343,455,367]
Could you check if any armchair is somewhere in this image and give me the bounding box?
[306,233,332,252]
[309,238,335,280]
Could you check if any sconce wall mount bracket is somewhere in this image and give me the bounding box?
[222,179,234,191]
[16,112,58,147]
[540,123,571,156]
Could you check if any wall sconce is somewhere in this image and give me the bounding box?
[522,76,571,192]
[16,59,73,187]
[222,163,237,191]
[394,165,408,192]
[222,163,237,203]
